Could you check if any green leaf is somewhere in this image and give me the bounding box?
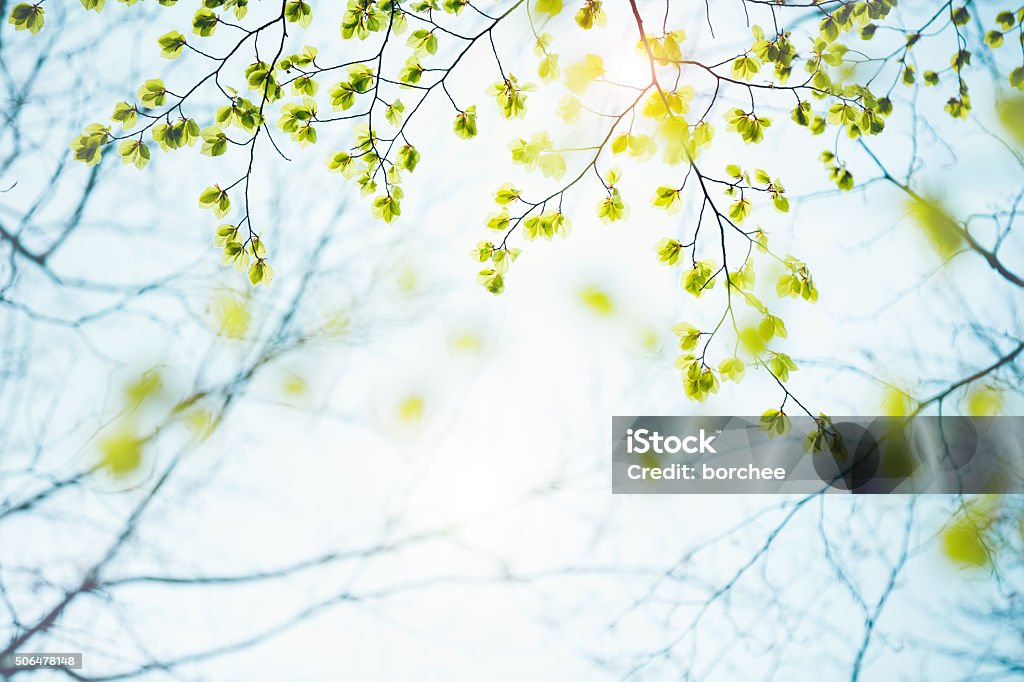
[248,260,275,287]
[672,322,701,351]
[759,409,791,438]
[1010,67,1024,91]
[150,117,199,151]
[539,152,566,179]
[534,0,563,17]
[329,82,357,111]
[485,208,510,231]
[494,183,521,205]
[997,95,1024,146]
[347,63,375,93]
[906,195,964,259]
[596,188,627,223]
[692,122,714,146]
[950,49,971,72]
[454,105,478,138]
[327,151,355,176]
[385,99,406,126]
[112,101,138,129]
[214,224,238,248]
[372,188,403,223]
[579,286,615,315]
[831,166,854,190]
[522,215,542,241]
[537,53,560,83]
[682,259,716,297]
[773,194,789,213]
[575,0,606,29]
[397,144,420,172]
[217,97,263,131]
[222,240,250,272]
[98,428,144,476]
[201,127,228,157]
[278,100,318,145]
[192,8,218,37]
[292,75,318,97]
[791,101,811,126]
[725,108,771,144]
[399,57,424,85]
[682,364,719,402]
[198,184,231,218]
[557,95,582,124]
[248,235,267,260]
[137,78,169,108]
[285,0,313,28]
[472,241,495,263]
[942,499,996,568]
[758,314,787,342]
[342,0,388,38]
[117,139,150,169]
[523,212,568,241]
[489,73,534,119]
[652,186,682,214]
[644,88,693,119]
[655,238,683,265]
[819,15,840,43]
[69,124,111,166]
[491,248,514,273]
[477,268,505,294]
[730,55,761,81]
[408,28,439,56]
[718,357,746,382]
[8,3,45,34]
[995,11,1017,30]
[728,198,751,223]
[158,30,186,59]
[564,54,605,95]
[769,352,798,381]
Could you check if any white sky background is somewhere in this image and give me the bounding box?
[1,0,1023,679]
